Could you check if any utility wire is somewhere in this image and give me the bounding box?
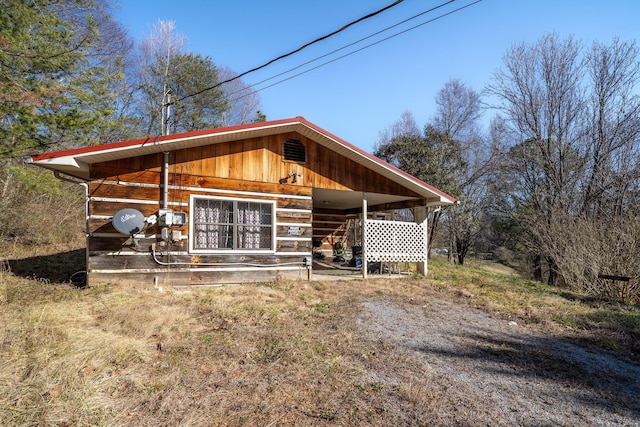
[224,0,482,104]
[177,0,405,103]
[233,0,456,93]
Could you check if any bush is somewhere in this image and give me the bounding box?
[537,213,640,304]
[0,162,85,246]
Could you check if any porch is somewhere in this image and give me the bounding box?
[311,188,435,279]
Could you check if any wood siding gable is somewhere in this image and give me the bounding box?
[89,132,422,198]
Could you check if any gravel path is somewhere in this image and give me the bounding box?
[356,297,640,426]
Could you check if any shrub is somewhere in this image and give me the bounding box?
[0,162,85,246]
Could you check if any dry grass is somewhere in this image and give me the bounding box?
[428,258,640,355]
[1,254,639,426]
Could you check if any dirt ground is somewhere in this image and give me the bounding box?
[353,295,640,426]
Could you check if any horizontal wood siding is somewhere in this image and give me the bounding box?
[312,212,349,255]
[87,171,312,285]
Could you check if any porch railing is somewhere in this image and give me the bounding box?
[364,218,428,263]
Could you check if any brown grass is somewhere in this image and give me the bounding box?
[1,255,639,426]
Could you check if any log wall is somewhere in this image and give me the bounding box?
[85,132,420,285]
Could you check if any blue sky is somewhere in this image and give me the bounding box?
[115,0,639,152]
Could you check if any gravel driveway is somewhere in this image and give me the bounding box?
[356,297,640,426]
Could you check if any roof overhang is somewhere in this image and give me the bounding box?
[28,116,456,207]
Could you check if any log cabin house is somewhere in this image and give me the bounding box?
[28,117,455,286]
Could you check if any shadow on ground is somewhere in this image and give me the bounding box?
[410,324,640,422]
[6,249,85,283]
[358,298,640,425]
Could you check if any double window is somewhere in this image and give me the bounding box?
[190,196,274,252]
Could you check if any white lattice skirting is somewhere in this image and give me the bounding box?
[364,219,427,262]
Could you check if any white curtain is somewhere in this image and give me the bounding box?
[238,202,262,249]
[194,200,232,249]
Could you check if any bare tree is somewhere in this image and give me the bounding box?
[135,20,186,135]
[486,34,586,284]
[431,79,488,264]
[581,38,640,216]
[376,110,421,148]
[433,78,482,143]
[218,67,263,126]
[487,34,640,300]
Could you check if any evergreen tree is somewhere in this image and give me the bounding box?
[0,0,132,157]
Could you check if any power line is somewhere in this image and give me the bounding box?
[225,0,483,104]
[177,0,405,103]
[236,0,456,93]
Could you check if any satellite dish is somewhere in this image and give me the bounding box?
[113,208,145,235]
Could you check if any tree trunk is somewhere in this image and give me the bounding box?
[533,254,543,282]
[547,257,559,286]
[427,211,441,259]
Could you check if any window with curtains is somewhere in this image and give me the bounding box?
[191,196,274,251]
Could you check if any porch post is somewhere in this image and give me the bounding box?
[362,193,368,279]
[415,206,428,276]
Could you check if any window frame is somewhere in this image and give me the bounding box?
[189,194,276,254]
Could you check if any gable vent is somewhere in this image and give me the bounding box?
[284,139,306,162]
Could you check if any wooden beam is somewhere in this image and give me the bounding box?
[362,193,368,279]
[344,198,428,215]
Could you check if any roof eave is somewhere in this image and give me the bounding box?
[28,116,457,205]
[294,119,457,206]
[26,156,90,180]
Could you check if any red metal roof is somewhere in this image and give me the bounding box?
[28,116,456,205]
[29,117,300,161]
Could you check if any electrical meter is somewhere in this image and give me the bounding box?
[173,212,188,226]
